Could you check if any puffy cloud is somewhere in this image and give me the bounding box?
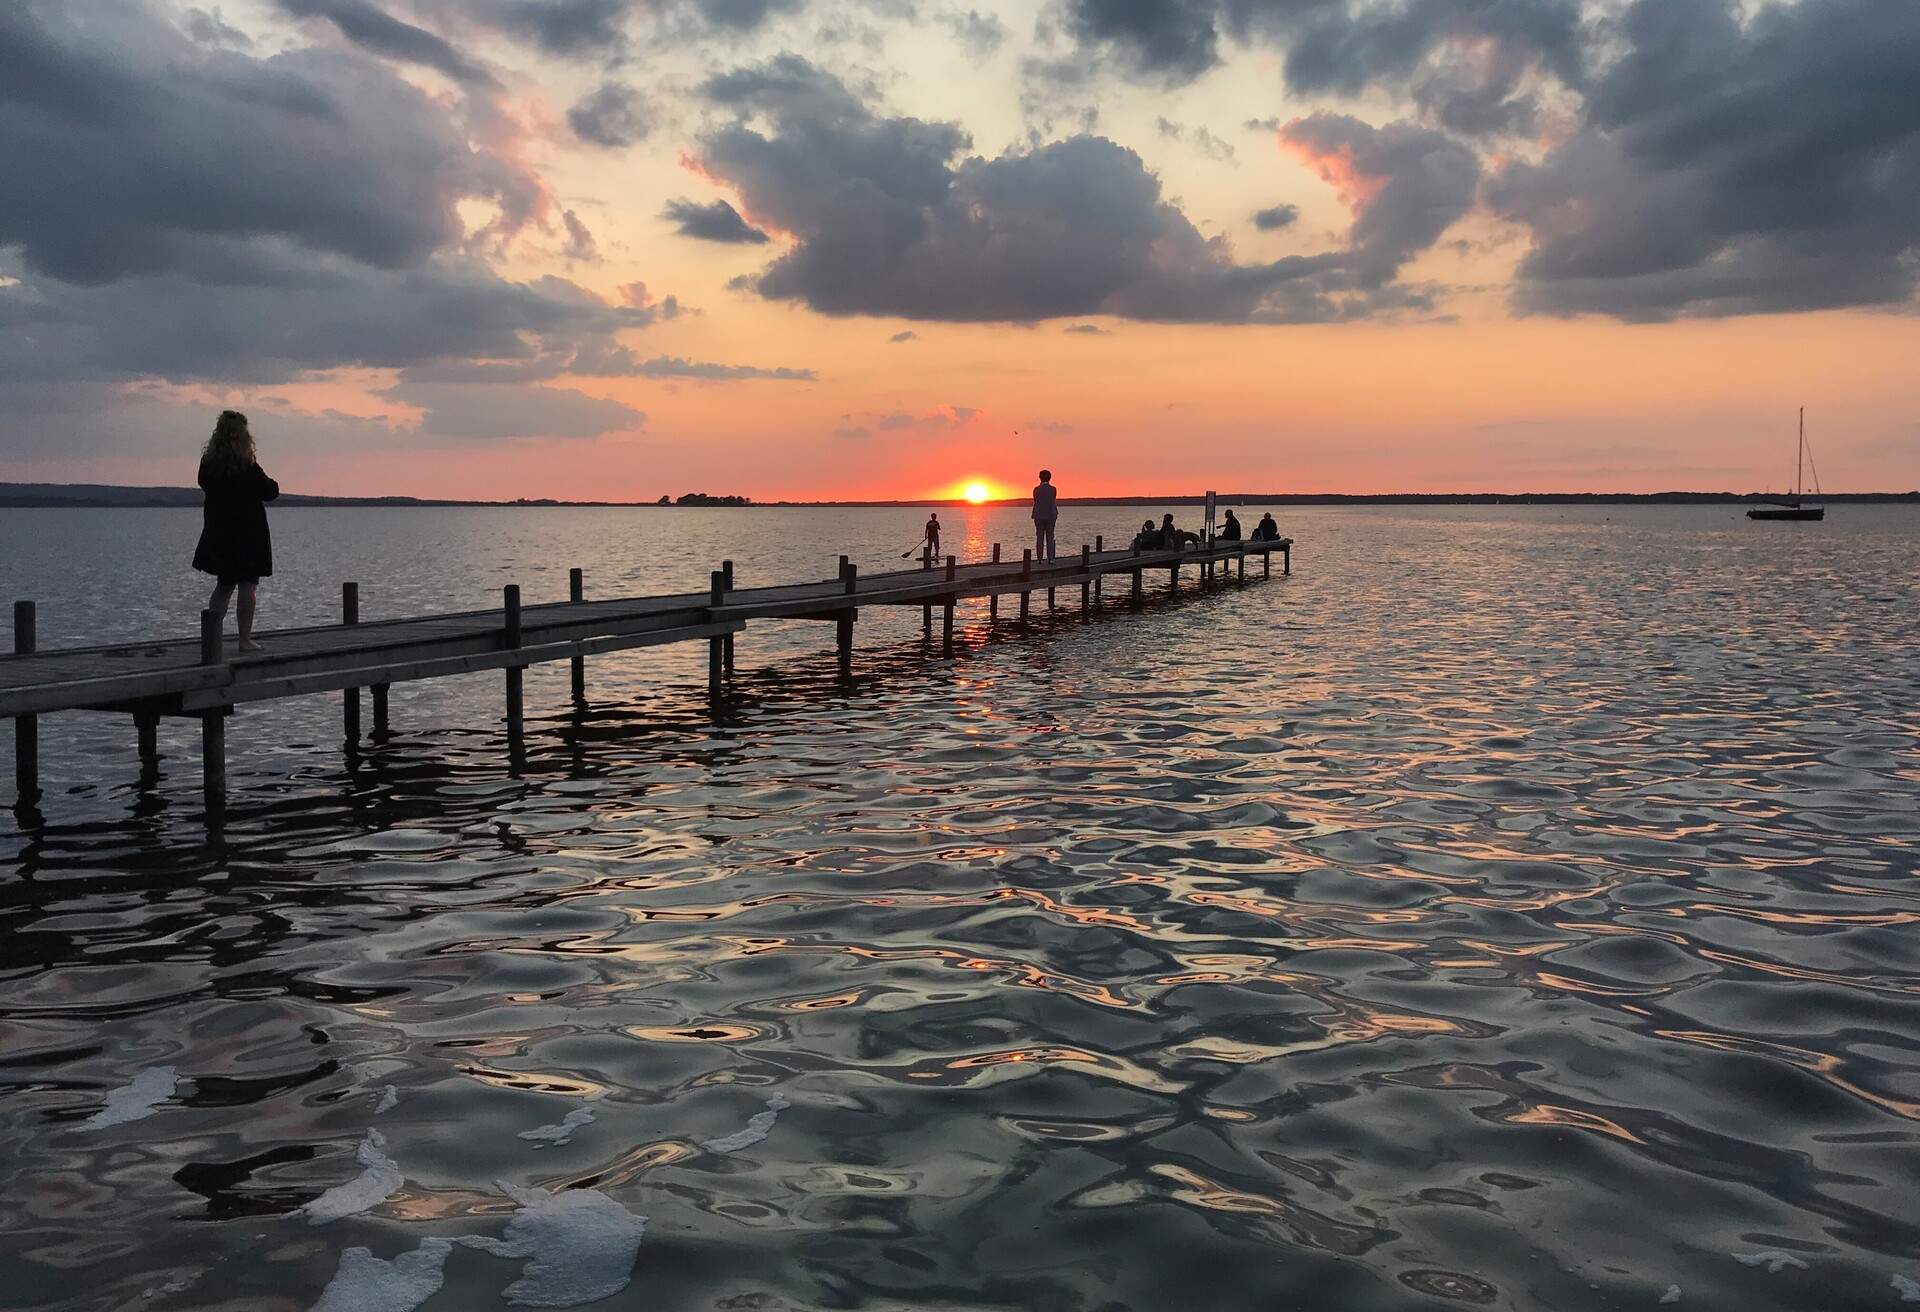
[1252,203,1299,229]
[662,199,771,244]
[568,82,651,148]
[0,1,537,286]
[427,0,634,57]
[941,9,1007,56]
[277,0,498,89]
[693,57,1458,322]
[1488,0,1920,319]
[1278,113,1480,286]
[561,210,599,263]
[1063,0,1221,82]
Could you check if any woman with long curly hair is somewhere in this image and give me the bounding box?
[191,410,279,652]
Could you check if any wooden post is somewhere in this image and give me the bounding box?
[708,570,726,698]
[136,712,159,768]
[1019,549,1032,627]
[341,582,360,746]
[372,684,390,738]
[503,585,523,763]
[12,600,38,807]
[837,562,856,681]
[200,608,225,820]
[1080,544,1091,618]
[1131,545,1143,607]
[923,602,933,636]
[721,561,735,675]
[1284,543,1292,575]
[1170,558,1180,592]
[989,544,1000,620]
[1264,549,1271,577]
[942,555,956,654]
[1237,546,1247,582]
[568,567,586,702]
[1094,536,1103,606]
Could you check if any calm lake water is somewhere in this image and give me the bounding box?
[2,504,1918,1311]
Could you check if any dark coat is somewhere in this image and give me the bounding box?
[192,459,279,580]
[1219,515,1242,541]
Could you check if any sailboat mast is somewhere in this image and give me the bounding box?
[1797,407,1804,499]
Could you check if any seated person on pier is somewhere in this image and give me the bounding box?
[1132,519,1162,550]
[1219,509,1242,541]
[1251,512,1281,541]
[1161,513,1202,549]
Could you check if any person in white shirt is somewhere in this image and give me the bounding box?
[1031,469,1059,562]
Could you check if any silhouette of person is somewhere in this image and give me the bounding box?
[924,512,941,561]
[191,410,279,652]
[1220,509,1242,541]
[1253,512,1280,541]
[1032,469,1058,562]
[1160,513,1180,547]
[1132,519,1158,550]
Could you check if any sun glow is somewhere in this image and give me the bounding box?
[962,481,991,504]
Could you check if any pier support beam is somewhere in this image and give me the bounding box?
[372,685,390,739]
[1094,537,1104,608]
[1238,548,1246,583]
[503,585,524,767]
[13,600,38,809]
[136,711,159,769]
[708,570,726,699]
[942,556,957,654]
[1080,545,1091,618]
[1264,551,1271,578]
[200,608,225,821]
[837,561,857,681]
[989,545,1000,620]
[1284,543,1291,575]
[1131,548,1143,608]
[1019,550,1032,629]
[342,583,360,746]
[569,567,586,703]
[721,561,735,677]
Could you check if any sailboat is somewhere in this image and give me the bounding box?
[1748,407,1825,521]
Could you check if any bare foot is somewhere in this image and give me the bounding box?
[237,638,263,653]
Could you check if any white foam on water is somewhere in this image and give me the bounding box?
[701,1094,790,1154]
[373,1086,400,1114]
[458,1182,646,1308]
[80,1066,179,1130]
[1892,1273,1920,1302]
[312,1238,452,1312]
[1659,1283,1681,1304]
[1731,1250,1809,1274]
[518,1106,594,1148]
[301,1130,404,1226]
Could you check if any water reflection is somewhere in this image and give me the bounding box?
[2,505,1919,1309]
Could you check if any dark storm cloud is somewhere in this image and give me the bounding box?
[568,82,651,147]
[277,0,498,88]
[694,57,1457,322]
[662,199,771,244]
[1488,0,1920,319]
[444,0,634,56]
[0,1,532,286]
[183,6,252,46]
[1252,203,1298,230]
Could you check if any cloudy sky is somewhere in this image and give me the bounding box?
[2,0,1917,499]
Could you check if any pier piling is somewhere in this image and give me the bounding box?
[136,712,158,769]
[1020,550,1032,628]
[503,585,524,764]
[199,608,225,820]
[1080,545,1092,617]
[837,561,857,680]
[721,561,735,675]
[990,545,1001,620]
[569,567,586,702]
[943,555,957,654]
[341,583,360,746]
[12,600,37,807]
[709,570,726,698]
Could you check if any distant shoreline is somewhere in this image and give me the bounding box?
[2,483,1915,509]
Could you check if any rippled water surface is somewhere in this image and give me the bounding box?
[3,504,1919,1310]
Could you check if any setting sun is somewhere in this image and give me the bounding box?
[963,481,990,504]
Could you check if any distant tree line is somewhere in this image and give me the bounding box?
[661,493,752,506]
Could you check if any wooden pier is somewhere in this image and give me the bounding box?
[4,536,1290,822]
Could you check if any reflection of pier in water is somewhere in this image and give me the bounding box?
[5,535,1291,825]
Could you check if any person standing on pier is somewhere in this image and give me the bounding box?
[1032,469,1059,562]
[191,410,279,653]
